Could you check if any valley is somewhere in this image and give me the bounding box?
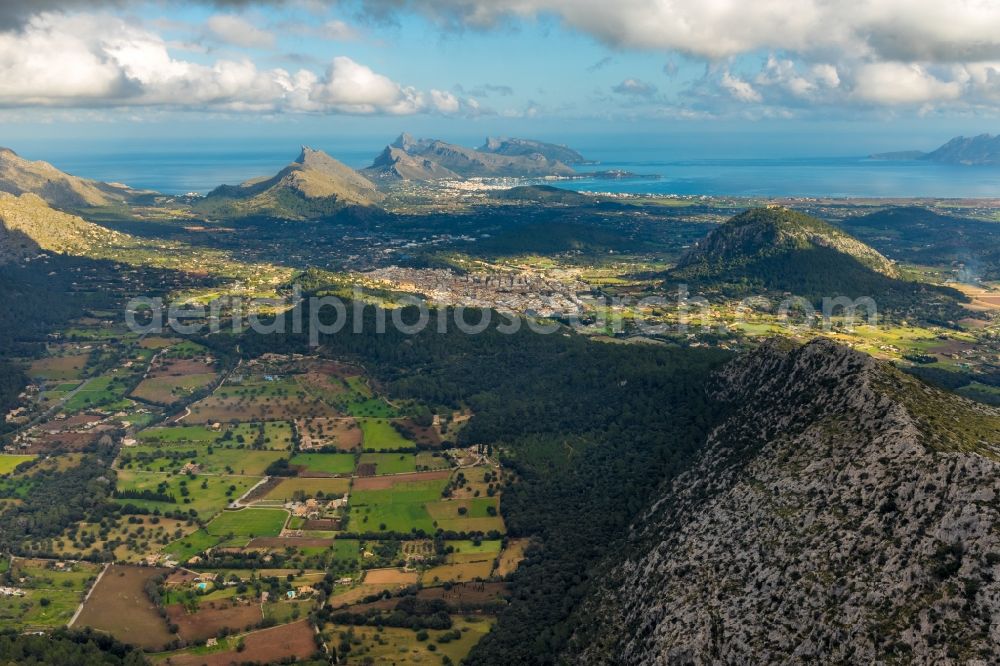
[0,138,998,665]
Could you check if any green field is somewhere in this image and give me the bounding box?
[415,452,451,471]
[446,539,503,555]
[0,560,100,630]
[63,375,133,413]
[358,453,416,475]
[344,397,399,418]
[120,444,285,477]
[0,455,36,476]
[263,477,351,501]
[114,470,259,519]
[289,452,356,475]
[137,425,222,444]
[205,508,288,539]
[262,421,294,449]
[162,529,223,563]
[359,419,413,451]
[215,377,303,399]
[331,539,360,564]
[349,477,450,534]
[136,422,293,449]
[428,497,505,533]
[161,340,208,356]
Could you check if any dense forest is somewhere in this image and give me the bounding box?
[203,300,731,663]
[0,259,92,357]
[0,628,148,665]
[0,360,26,436]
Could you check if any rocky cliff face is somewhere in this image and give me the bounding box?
[578,338,1000,664]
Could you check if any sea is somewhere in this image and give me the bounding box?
[11,138,1000,199]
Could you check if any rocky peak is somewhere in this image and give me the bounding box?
[576,338,1000,664]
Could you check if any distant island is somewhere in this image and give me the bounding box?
[362,133,580,181]
[363,134,658,182]
[870,133,1000,165]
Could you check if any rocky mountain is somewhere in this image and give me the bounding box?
[362,145,461,182]
[0,148,146,208]
[576,338,1000,664]
[871,134,1000,165]
[362,134,578,181]
[201,146,383,219]
[0,192,127,262]
[479,137,589,164]
[924,134,1000,166]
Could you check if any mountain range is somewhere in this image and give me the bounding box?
[0,135,595,220]
[871,133,1000,165]
[362,133,580,181]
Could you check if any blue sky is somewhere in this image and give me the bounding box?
[2,1,1000,157]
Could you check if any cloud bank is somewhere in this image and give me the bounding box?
[357,0,1000,111]
[0,12,464,115]
[4,1,1000,114]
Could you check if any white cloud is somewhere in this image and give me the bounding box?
[6,1,1000,114]
[356,0,1000,111]
[430,89,460,113]
[720,72,761,103]
[0,13,468,115]
[322,19,359,41]
[851,63,963,106]
[612,78,657,97]
[360,0,1000,63]
[308,56,410,111]
[206,14,275,49]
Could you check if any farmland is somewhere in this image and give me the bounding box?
[72,565,175,650]
[0,558,101,630]
[358,452,416,475]
[349,474,451,534]
[261,477,350,501]
[0,455,35,475]
[2,344,514,664]
[289,452,356,475]
[359,419,413,451]
[322,616,495,664]
[114,469,259,519]
[204,508,287,541]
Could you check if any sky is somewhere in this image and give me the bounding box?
[3,0,1000,157]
